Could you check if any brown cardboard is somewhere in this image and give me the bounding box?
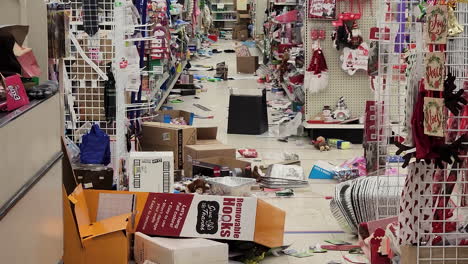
[63,185,131,264]
[238,29,249,41]
[184,144,236,177]
[233,25,247,40]
[196,127,220,144]
[140,122,197,170]
[237,56,259,73]
[401,245,468,264]
[152,110,194,125]
[191,156,251,177]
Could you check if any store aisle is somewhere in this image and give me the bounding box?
[166,39,362,263]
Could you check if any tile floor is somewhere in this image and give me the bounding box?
[165,39,363,263]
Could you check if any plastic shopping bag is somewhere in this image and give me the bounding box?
[80,124,111,165]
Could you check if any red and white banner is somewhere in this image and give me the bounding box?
[137,194,257,241]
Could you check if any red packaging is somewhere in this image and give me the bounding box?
[2,74,30,111]
[238,149,258,158]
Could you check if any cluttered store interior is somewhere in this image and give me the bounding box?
[1,0,468,263]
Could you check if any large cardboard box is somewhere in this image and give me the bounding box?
[134,233,228,264]
[140,122,197,170]
[236,56,258,73]
[128,152,174,193]
[196,127,220,145]
[184,144,237,177]
[136,193,285,248]
[192,157,251,177]
[238,29,249,41]
[152,110,194,126]
[63,185,132,264]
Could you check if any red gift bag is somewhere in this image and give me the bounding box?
[1,74,30,111]
[16,49,42,78]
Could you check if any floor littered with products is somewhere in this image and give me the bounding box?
[165,39,361,263]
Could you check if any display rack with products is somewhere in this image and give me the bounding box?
[258,0,305,109]
[303,0,375,127]
[211,0,237,30]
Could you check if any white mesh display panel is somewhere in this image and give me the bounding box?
[374,0,468,262]
[304,0,376,119]
[66,0,116,141]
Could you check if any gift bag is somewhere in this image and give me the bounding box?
[80,124,111,165]
[16,49,42,78]
[304,48,329,94]
[1,73,30,111]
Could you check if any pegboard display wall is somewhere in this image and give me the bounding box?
[65,0,116,140]
[304,0,376,119]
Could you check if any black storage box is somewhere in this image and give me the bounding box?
[74,165,114,190]
[228,89,268,135]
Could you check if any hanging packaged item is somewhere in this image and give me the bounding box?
[340,42,369,75]
[304,48,328,94]
[80,124,111,165]
[16,48,42,78]
[424,52,445,91]
[424,5,448,44]
[308,0,336,19]
[423,97,445,137]
[0,73,30,112]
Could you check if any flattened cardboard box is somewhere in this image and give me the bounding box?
[136,193,285,248]
[184,144,237,177]
[141,122,197,170]
[134,233,228,264]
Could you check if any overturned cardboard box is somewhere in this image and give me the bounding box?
[136,193,285,248]
[140,122,197,170]
[192,157,251,177]
[134,233,229,264]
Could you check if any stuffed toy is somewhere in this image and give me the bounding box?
[187,178,209,194]
[313,136,330,151]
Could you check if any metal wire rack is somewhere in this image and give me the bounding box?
[65,0,116,141]
[375,0,468,262]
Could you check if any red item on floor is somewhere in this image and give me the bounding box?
[321,245,360,251]
[238,149,258,158]
[208,34,218,42]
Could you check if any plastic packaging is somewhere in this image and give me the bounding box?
[207,177,256,196]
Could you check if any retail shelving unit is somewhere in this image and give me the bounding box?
[303,0,375,121]
[211,0,236,30]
